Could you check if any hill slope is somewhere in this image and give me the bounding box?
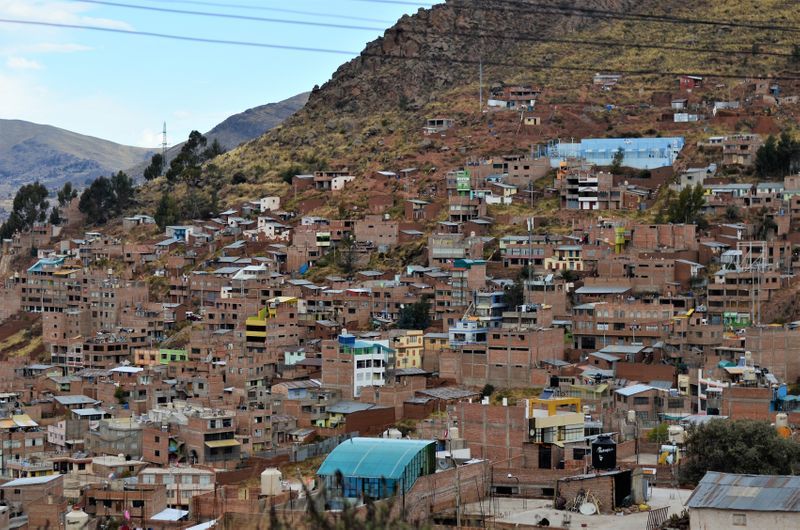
[205,0,800,206]
[0,119,154,192]
[129,92,309,179]
[204,92,310,150]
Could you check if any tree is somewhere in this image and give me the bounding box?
[111,171,135,214]
[337,234,357,275]
[397,298,431,330]
[78,172,135,224]
[154,192,180,229]
[57,181,78,206]
[503,277,524,308]
[143,153,165,181]
[166,130,207,185]
[667,183,706,225]
[268,472,430,530]
[202,138,225,160]
[724,204,742,222]
[79,177,115,224]
[0,182,49,239]
[680,419,800,485]
[610,147,625,174]
[756,131,800,178]
[48,207,62,226]
[753,207,778,240]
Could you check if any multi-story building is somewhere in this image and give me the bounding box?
[572,300,674,351]
[139,467,215,509]
[181,409,240,468]
[722,134,763,166]
[321,332,395,399]
[388,329,423,369]
[707,269,783,326]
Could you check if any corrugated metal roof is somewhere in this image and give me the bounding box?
[589,351,622,362]
[615,384,655,397]
[1,474,61,487]
[687,472,800,512]
[575,286,631,295]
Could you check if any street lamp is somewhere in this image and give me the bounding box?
[507,473,526,510]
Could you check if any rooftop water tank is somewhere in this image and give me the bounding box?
[668,426,685,445]
[260,468,282,496]
[592,435,616,470]
[65,506,90,529]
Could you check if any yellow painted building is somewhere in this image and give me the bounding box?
[390,329,423,369]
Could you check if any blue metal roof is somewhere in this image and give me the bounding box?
[27,256,65,273]
[318,437,435,480]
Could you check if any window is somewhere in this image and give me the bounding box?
[732,513,746,526]
[154,450,160,457]
[142,474,154,484]
[132,500,144,508]
[633,397,649,405]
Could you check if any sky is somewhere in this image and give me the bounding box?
[0,0,435,148]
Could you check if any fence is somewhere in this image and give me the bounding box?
[647,506,671,530]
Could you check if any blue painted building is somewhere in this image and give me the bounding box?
[549,137,685,169]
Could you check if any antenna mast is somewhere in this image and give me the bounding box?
[162,122,168,160]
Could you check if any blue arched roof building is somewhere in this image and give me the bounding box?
[317,437,436,499]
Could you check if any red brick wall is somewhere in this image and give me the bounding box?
[457,403,528,462]
[615,362,676,383]
[396,460,490,525]
[556,474,615,514]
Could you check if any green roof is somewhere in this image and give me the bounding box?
[317,437,435,480]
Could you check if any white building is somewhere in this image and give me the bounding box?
[250,196,280,213]
[337,333,394,398]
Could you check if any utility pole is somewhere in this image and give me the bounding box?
[455,460,462,529]
[478,57,483,113]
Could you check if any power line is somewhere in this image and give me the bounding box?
[348,0,800,34]
[0,18,358,55]
[66,0,800,59]
[2,17,800,80]
[133,0,395,24]
[452,0,800,34]
[72,0,385,32]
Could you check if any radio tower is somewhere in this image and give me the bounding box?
[161,122,168,159]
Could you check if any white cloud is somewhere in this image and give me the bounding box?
[138,129,163,149]
[0,0,133,31]
[0,73,48,118]
[6,56,42,70]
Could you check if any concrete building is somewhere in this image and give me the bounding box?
[321,332,394,398]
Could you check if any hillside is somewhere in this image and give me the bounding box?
[0,119,153,196]
[204,92,310,150]
[128,92,309,179]
[202,0,800,208]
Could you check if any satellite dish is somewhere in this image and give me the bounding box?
[579,502,597,515]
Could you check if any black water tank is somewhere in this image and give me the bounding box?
[591,435,616,470]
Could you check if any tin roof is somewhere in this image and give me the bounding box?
[687,472,800,512]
